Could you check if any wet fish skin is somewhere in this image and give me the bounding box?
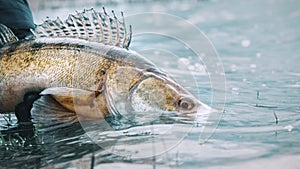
[0,37,156,115]
[0,8,209,123]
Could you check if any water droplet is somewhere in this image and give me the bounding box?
[284,125,293,132]
[231,64,237,71]
[194,63,205,72]
[178,58,190,65]
[256,52,261,58]
[188,65,195,70]
[232,87,239,91]
[241,40,251,47]
[231,87,240,94]
[250,64,256,68]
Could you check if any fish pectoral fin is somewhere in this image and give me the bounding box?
[41,87,107,119]
[41,87,78,112]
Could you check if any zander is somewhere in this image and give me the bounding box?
[0,9,210,123]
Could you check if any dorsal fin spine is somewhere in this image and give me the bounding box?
[66,15,76,37]
[53,18,62,36]
[32,8,132,49]
[100,7,111,44]
[44,19,56,36]
[75,11,86,39]
[92,9,104,43]
[124,24,132,50]
[107,13,113,45]
[121,12,127,48]
[57,16,70,36]
[112,10,120,47]
[89,10,98,42]
[88,10,96,41]
[0,24,18,47]
[70,15,80,37]
[106,8,113,45]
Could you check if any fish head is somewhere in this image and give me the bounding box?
[130,73,196,114]
[105,66,211,123]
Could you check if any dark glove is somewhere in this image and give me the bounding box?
[0,0,34,39]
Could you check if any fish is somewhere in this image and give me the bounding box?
[0,9,211,123]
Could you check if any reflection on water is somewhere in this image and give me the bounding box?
[1,0,300,168]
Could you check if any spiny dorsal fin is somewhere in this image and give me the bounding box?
[0,24,19,47]
[32,8,132,49]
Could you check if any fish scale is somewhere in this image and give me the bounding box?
[0,8,208,123]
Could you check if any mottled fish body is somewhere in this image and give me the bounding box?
[0,9,210,122]
[0,37,153,112]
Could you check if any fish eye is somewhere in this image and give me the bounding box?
[176,97,195,111]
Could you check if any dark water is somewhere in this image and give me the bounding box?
[1,0,300,168]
